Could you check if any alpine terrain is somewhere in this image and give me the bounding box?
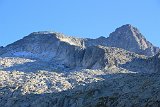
[0,24,160,107]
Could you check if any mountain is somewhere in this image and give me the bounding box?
[0,32,143,71]
[1,24,159,58]
[0,24,160,107]
[0,32,84,60]
[0,24,159,72]
[85,24,159,56]
[106,24,159,56]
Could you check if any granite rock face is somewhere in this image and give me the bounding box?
[0,32,85,71]
[85,24,159,56]
[0,45,142,72]
[106,24,159,56]
[0,24,160,107]
[81,46,143,69]
[0,32,84,60]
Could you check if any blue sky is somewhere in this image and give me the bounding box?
[0,0,160,47]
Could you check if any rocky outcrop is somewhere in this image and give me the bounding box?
[1,72,160,107]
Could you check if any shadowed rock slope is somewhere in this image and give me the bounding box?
[121,51,160,73]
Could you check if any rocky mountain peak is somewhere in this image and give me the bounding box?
[106,24,159,56]
[108,24,148,49]
[117,24,132,29]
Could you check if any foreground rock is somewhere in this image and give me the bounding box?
[1,72,160,107]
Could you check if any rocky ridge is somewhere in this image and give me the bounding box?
[0,24,157,71]
[85,24,159,56]
[0,24,159,58]
[0,24,160,107]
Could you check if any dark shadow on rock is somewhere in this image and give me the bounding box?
[119,52,160,73]
[119,57,155,73]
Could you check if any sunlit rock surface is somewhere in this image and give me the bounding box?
[0,24,160,107]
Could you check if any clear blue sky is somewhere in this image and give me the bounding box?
[0,0,160,47]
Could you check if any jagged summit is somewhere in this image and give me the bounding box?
[117,24,133,29]
[83,24,159,56]
[113,24,145,40]
[106,24,159,56]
